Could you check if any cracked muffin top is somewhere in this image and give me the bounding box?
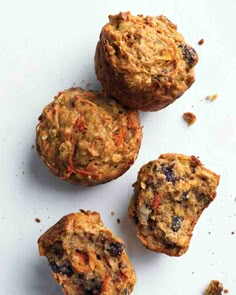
[95,12,198,111]
[36,87,142,186]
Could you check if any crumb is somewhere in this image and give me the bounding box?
[206,94,218,102]
[231,231,234,235]
[183,112,197,126]
[205,280,224,295]
[31,145,35,149]
[35,218,41,223]
[224,289,229,294]
[192,271,195,275]
[111,211,115,216]
[117,218,121,224]
[22,172,25,175]
[48,216,50,219]
[198,38,204,45]
[208,231,211,234]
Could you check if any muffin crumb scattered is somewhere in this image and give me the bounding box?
[31,145,35,149]
[35,218,41,223]
[206,94,218,102]
[183,112,197,125]
[205,280,224,295]
[111,211,115,216]
[224,289,229,294]
[117,218,121,224]
[198,38,204,45]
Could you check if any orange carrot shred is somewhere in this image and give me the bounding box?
[154,192,163,212]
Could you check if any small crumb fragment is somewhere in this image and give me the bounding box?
[231,231,234,235]
[206,94,218,102]
[205,280,224,295]
[117,218,121,224]
[31,145,35,149]
[198,38,204,45]
[183,112,197,126]
[22,171,25,175]
[35,218,41,223]
[111,211,115,216]
[208,231,211,235]
[224,289,229,294]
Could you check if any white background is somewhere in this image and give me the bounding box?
[1,0,236,294]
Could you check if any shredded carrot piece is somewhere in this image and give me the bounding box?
[154,192,163,212]
[84,91,96,99]
[77,251,89,265]
[102,275,111,292]
[75,117,86,131]
[113,126,125,146]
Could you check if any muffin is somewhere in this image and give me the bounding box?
[36,88,142,185]
[38,210,136,295]
[128,153,220,256]
[95,12,198,111]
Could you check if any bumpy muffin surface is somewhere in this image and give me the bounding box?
[128,154,220,256]
[36,88,142,185]
[38,211,136,295]
[95,12,198,111]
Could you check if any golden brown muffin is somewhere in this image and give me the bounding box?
[38,211,136,295]
[95,12,198,112]
[128,154,220,256]
[36,88,142,185]
[205,280,224,295]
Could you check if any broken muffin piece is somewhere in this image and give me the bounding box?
[38,211,136,295]
[128,153,220,256]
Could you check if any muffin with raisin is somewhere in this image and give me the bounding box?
[36,87,142,185]
[128,153,220,256]
[38,210,136,295]
[95,12,198,111]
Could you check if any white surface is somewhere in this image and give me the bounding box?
[0,0,236,294]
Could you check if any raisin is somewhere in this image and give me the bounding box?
[162,165,175,182]
[178,44,197,67]
[49,261,74,277]
[96,254,101,260]
[51,241,64,259]
[108,242,125,257]
[171,216,183,232]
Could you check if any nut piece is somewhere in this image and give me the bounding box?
[36,88,142,185]
[95,12,198,111]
